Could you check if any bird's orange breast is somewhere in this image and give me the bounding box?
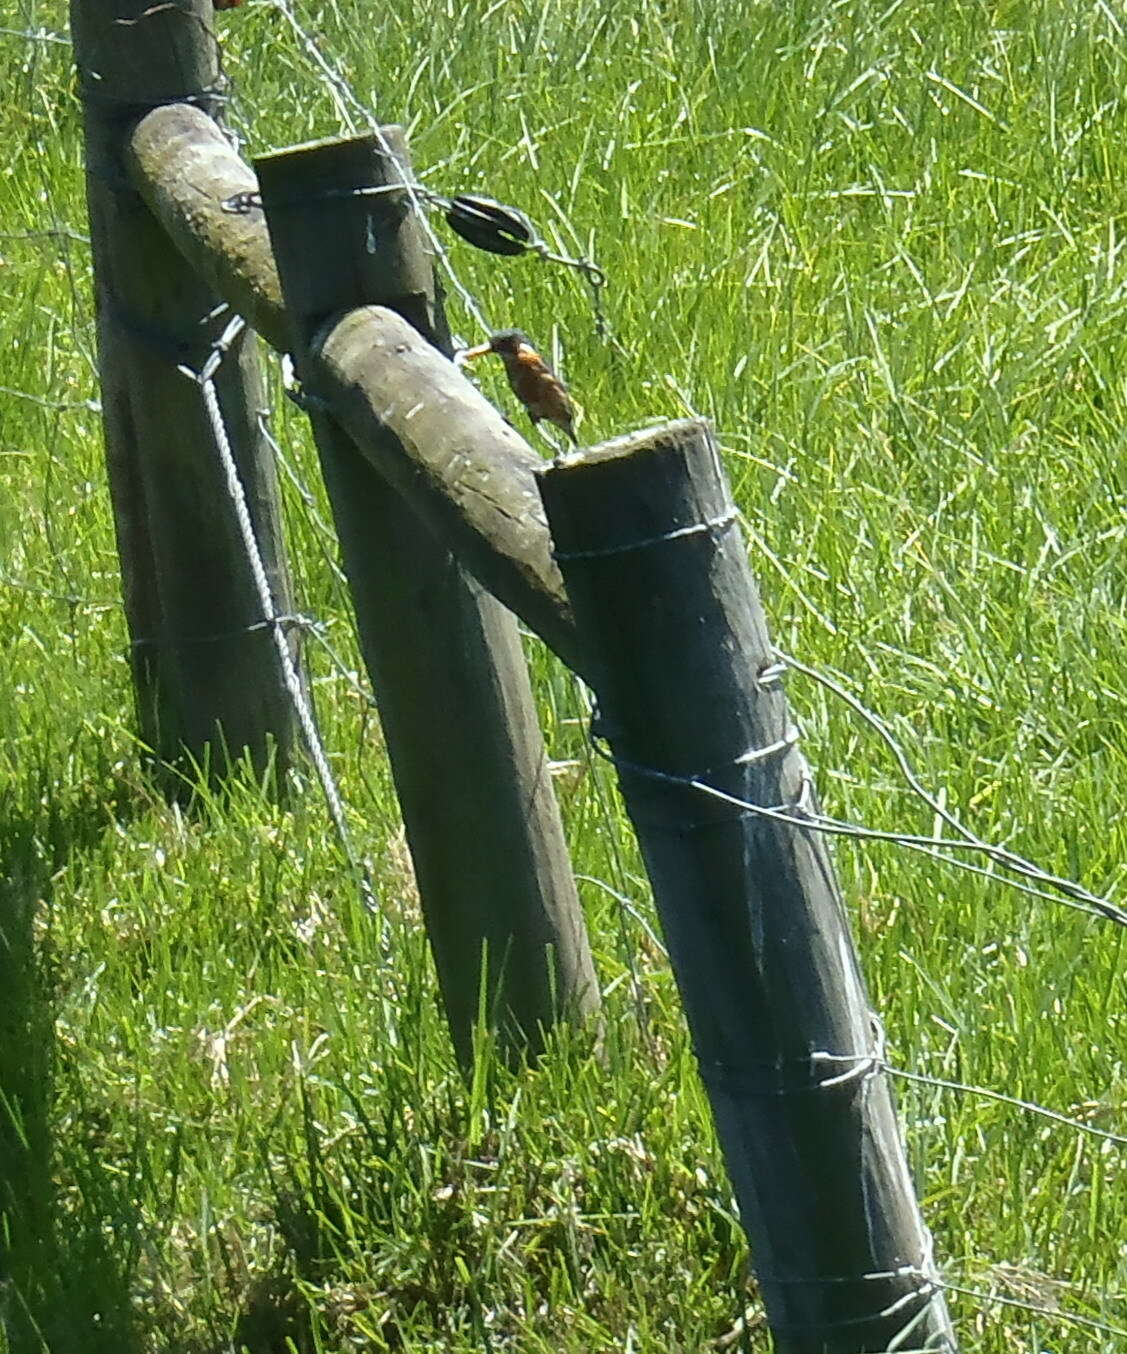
[504,348,571,412]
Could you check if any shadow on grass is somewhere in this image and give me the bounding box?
[0,773,144,1354]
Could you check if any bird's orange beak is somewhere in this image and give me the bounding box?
[457,341,493,365]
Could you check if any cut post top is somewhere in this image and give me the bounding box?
[254,126,446,356]
[537,418,713,472]
[71,0,220,105]
[538,417,730,561]
[254,127,410,195]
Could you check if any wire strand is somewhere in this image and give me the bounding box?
[270,0,493,338]
[778,650,1121,922]
[590,725,1127,927]
[935,1276,1127,1342]
[184,313,379,914]
[884,1064,1127,1147]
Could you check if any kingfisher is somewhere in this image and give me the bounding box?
[460,329,579,445]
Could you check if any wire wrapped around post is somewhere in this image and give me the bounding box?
[71,0,298,787]
[538,419,957,1354]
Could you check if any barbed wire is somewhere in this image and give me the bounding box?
[0,226,89,243]
[264,0,613,350]
[0,25,69,44]
[222,179,604,291]
[300,622,379,712]
[882,1063,1126,1147]
[256,406,351,591]
[19,5,1119,1343]
[579,598,1123,1316]
[178,308,378,915]
[802,1044,1126,1148]
[259,388,393,715]
[269,0,495,340]
[934,1275,1127,1343]
[0,383,100,412]
[267,0,365,135]
[575,873,669,960]
[0,569,117,611]
[260,0,628,974]
[717,1263,1127,1349]
[581,852,1124,1138]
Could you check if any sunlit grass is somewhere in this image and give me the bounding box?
[1,1,1125,1350]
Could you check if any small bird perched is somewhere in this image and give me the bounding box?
[460,329,579,445]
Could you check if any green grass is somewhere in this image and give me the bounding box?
[2,0,1126,1349]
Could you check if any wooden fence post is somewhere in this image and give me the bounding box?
[70,0,297,786]
[256,132,599,1065]
[125,105,585,674]
[539,421,956,1353]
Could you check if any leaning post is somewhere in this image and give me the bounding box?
[70,0,297,786]
[539,421,956,1353]
[125,102,581,673]
[256,132,599,1066]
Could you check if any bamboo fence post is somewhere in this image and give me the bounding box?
[70,0,297,786]
[539,421,956,1354]
[256,132,599,1065]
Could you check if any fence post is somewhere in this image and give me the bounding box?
[256,132,599,1066]
[70,0,297,786]
[539,421,956,1353]
[125,105,584,673]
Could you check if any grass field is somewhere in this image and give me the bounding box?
[2,0,1126,1350]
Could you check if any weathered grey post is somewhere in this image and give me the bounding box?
[71,0,297,785]
[126,103,583,675]
[256,132,599,1065]
[539,421,955,1353]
